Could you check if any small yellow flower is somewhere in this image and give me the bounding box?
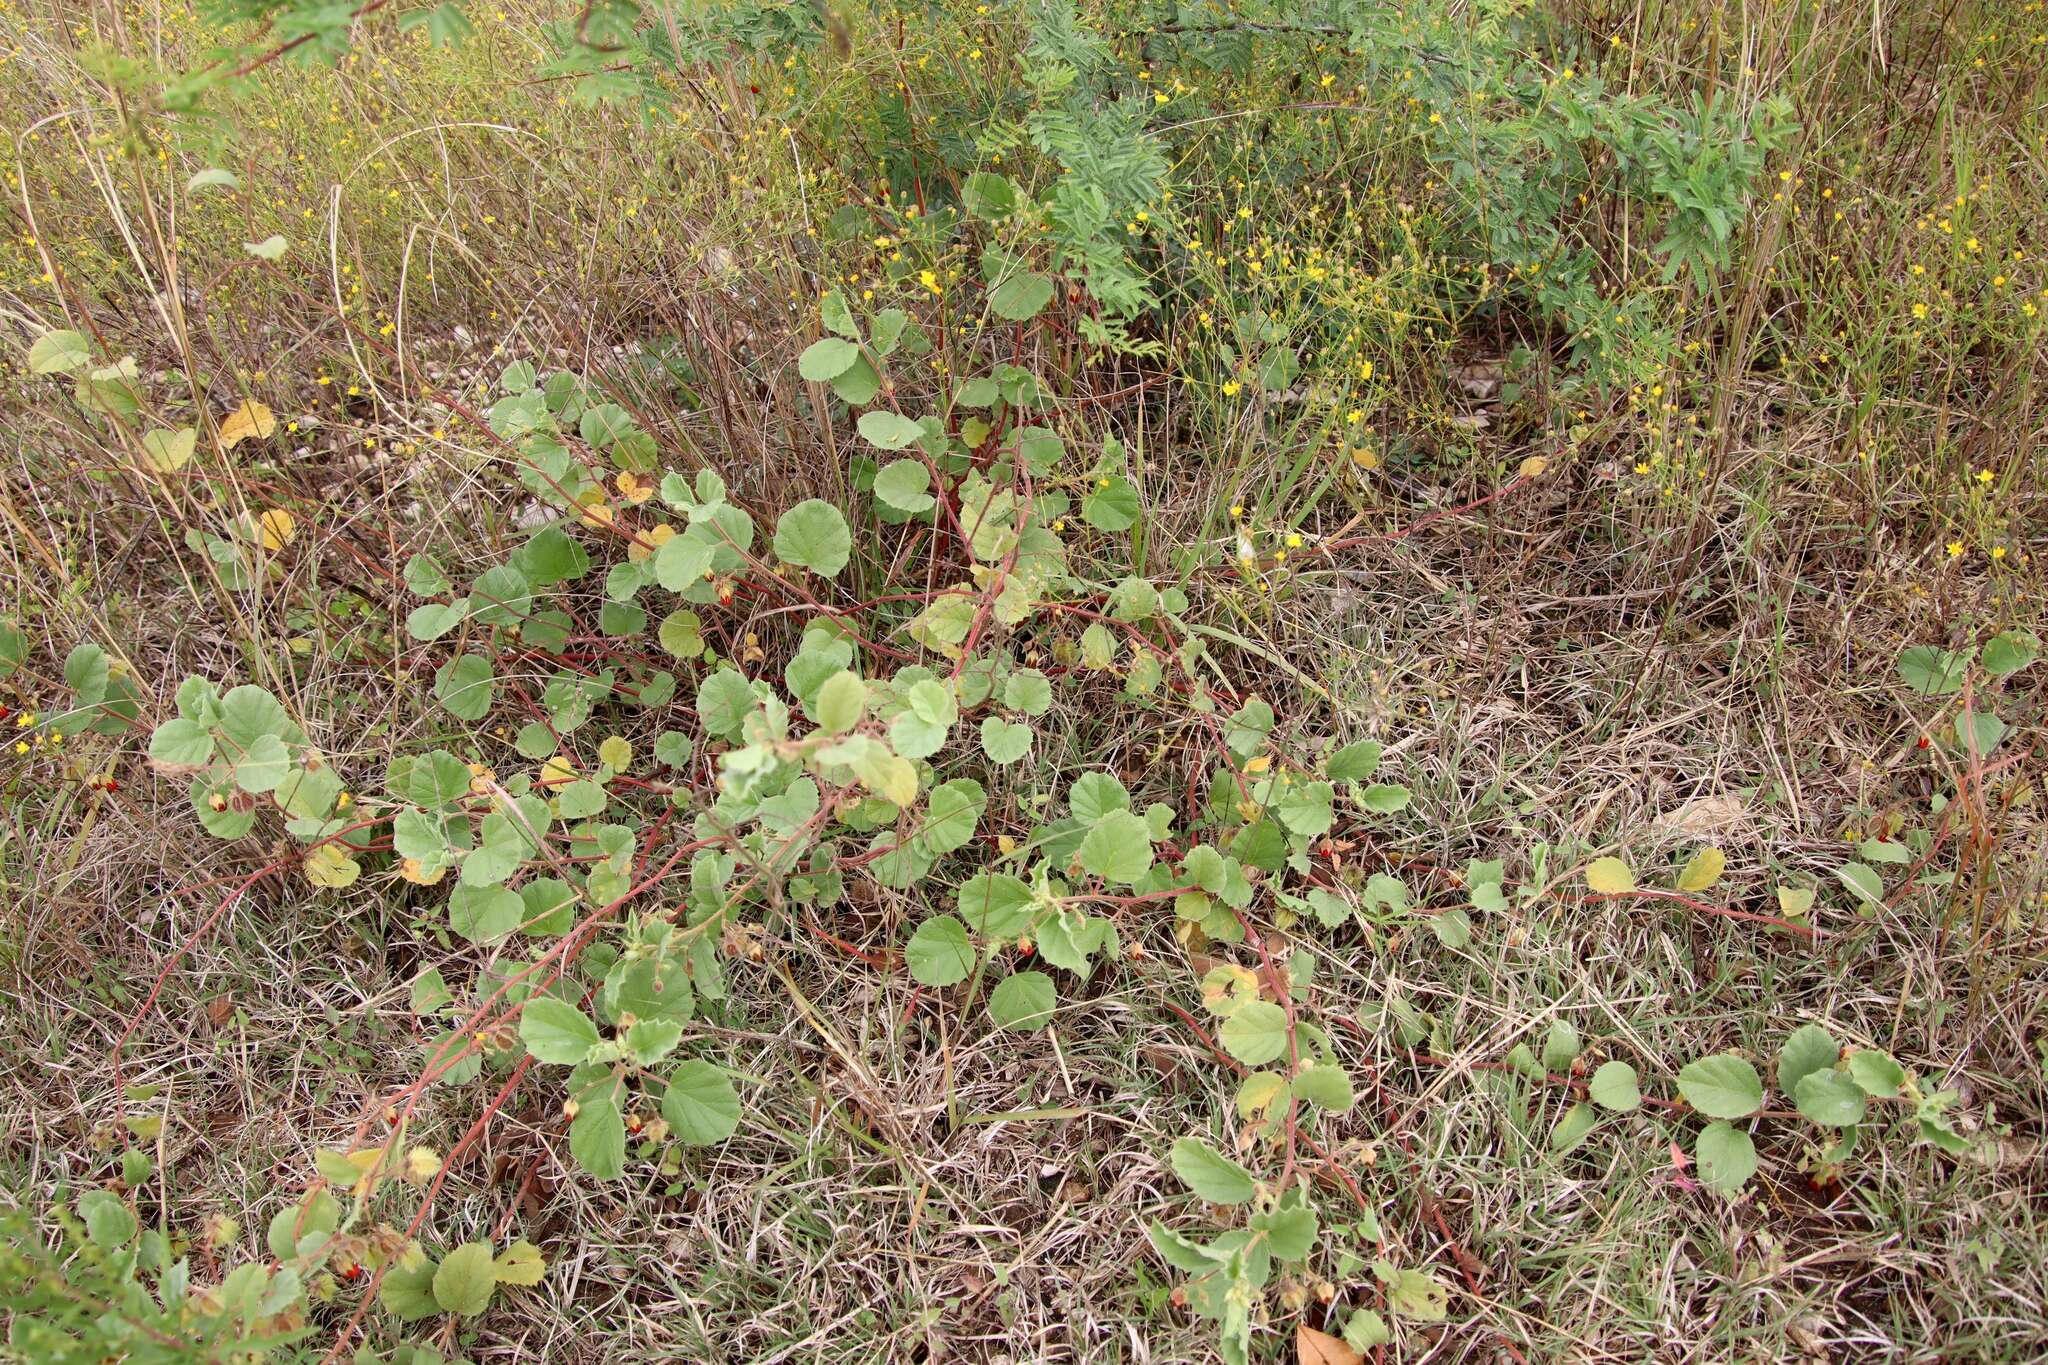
[1229,504,1244,518]
[1221,380,1241,397]
[1284,533,1302,548]
[1947,541,1965,558]
[1977,468,1996,485]
[1992,546,2008,560]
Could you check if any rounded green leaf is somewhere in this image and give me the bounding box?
[1694,1121,1758,1192]
[774,499,852,578]
[1219,1000,1289,1066]
[989,272,1054,321]
[920,778,985,854]
[661,1060,742,1145]
[815,670,866,735]
[27,329,91,374]
[1846,1049,1906,1098]
[905,915,975,986]
[1588,1060,1641,1112]
[1793,1069,1867,1127]
[431,1241,497,1317]
[873,459,935,513]
[798,337,860,381]
[987,970,1056,1031]
[1077,808,1153,884]
[149,717,215,767]
[1677,1053,1764,1119]
[980,716,1031,763]
[1776,1023,1838,1097]
[1981,630,2039,677]
[1003,669,1053,716]
[857,410,925,450]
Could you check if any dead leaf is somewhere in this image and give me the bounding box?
[1658,794,1747,836]
[217,400,277,449]
[205,995,234,1028]
[1297,1325,1362,1365]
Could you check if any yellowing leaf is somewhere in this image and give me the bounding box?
[597,736,632,770]
[615,471,652,505]
[140,427,198,472]
[1584,856,1635,895]
[404,1146,442,1182]
[1517,455,1550,480]
[304,843,360,889]
[1676,846,1725,893]
[1776,885,1815,916]
[217,400,277,449]
[398,857,446,886]
[491,1239,547,1287]
[257,508,297,551]
[628,523,674,563]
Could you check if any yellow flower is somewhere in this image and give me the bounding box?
[1947,541,1965,558]
[1977,468,1996,484]
[1992,546,2008,560]
[1221,380,1241,397]
[1229,504,1243,518]
[919,270,941,294]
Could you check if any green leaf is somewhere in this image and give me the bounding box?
[569,1098,625,1177]
[1082,476,1140,531]
[1077,809,1154,884]
[774,499,852,577]
[905,915,976,986]
[1694,1121,1758,1192]
[1222,697,1273,758]
[873,459,936,513]
[857,410,925,450]
[1326,740,1382,782]
[1004,670,1053,715]
[380,1258,441,1320]
[244,234,288,261]
[1292,1062,1354,1112]
[815,670,866,735]
[434,654,495,721]
[1834,861,1884,906]
[76,1191,136,1248]
[989,272,1055,321]
[957,873,1036,937]
[1588,1060,1640,1112]
[1846,1049,1906,1097]
[1677,1054,1764,1119]
[431,1242,497,1317]
[920,778,984,854]
[27,328,91,374]
[1776,1024,1838,1097]
[980,716,1031,763]
[1794,1069,1867,1127]
[1585,857,1635,894]
[1981,630,2039,677]
[695,669,757,741]
[661,1060,742,1144]
[149,717,215,767]
[1169,1137,1256,1204]
[1541,1019,1581,1071]
[1254,1204,1318,1259]
[1897,644,1972,695]
[987,971,1056,1030]
[1219,1000,1289,1066]
[1359,783,1411,814]
[1549,1101,1598,1153]
[961,171,1016,219]
[798,337,860,381]
[519,997,601,1065]
[233,733,291,793]
[448,885,524,944]
[624,1019,685,1066]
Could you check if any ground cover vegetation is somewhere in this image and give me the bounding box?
[1,0,2045,1360]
